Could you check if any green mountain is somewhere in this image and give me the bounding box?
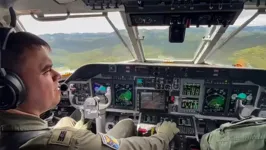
[38,26,266,71]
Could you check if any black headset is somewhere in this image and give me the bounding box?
[0,27,26,110]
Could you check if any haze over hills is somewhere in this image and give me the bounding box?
[39,26,266,71]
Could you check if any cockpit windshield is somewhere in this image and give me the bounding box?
[19,9,266,72]
[206,10,266,69]
[139,26,208,60]
[19,12,134,73]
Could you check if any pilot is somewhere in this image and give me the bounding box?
[0,31,179,150]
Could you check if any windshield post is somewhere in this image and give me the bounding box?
[213,11,260,51]
[194,25,228,64]
[120,11,145,62]
[104,12,136,59]
[193,26,217,61]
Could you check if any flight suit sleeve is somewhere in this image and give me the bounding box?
[200,132,213,150]
[20,127,113,150]
[74,132,171,150]
[70,128,172,150]
[20,127,172,150]
[118,133,171,150]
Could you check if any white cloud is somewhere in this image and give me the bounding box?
[19,10,266,35]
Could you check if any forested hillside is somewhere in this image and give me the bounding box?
[39,26,266,71]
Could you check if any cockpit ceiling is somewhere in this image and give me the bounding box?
[0,0,265,17]
[3,0,123,16]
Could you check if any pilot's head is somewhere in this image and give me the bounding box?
[3,32,61,116]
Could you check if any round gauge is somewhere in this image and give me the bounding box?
[164,84,171,90]
[247,94,253,101]
[231,94,237,100]
[135,18,143,24]
[146,17,153,24]
[203,88,228,113]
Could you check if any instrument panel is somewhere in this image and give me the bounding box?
[56,64,266,150]
[65,64,266,119]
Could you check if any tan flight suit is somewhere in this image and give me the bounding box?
[0,112,172,150]
[200,117,266,150]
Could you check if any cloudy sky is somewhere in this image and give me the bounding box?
[19,10,265,35]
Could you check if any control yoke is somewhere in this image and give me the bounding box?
[235,99,261,120]
[83,87,111,119]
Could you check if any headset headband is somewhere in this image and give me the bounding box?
[0,28,16,51]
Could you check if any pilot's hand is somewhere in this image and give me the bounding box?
[156,121,179,140]
[54,117,76,129]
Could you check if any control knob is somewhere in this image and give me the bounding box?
[105,122,115,132]
[164,84,171,90]
[108,124,114,129]
[173,84,179,90]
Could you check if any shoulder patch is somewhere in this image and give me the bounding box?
[99,133,120,150]
[48,130,73,146]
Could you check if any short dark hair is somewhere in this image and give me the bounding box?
[2,32,51,73]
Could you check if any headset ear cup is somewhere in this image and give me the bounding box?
[6,71,26,106]
[0,80,16,110]
[0,27,24,110]
[0,71,26,110]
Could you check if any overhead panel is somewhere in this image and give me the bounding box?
[122,0,245,43]
[82,0,124,11]
[124,0,245,26]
